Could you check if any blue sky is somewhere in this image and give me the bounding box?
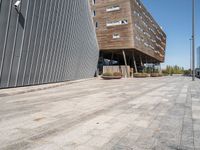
[141,0,200,69]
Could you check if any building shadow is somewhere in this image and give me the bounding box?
[18,12,25,28]
[0,0,2,14]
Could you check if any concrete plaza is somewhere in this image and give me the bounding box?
[0,76,200,150]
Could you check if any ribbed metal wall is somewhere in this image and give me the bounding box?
[0,0,99,88]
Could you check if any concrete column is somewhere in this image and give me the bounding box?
[132,51,138,73]
[122,50,128,78]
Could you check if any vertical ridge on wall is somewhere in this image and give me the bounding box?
[0,0,12,86]
[0,0,99,89]
[13,0,30,87]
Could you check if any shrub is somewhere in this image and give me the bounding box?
[153,69,159,73]
[133,73,148,78]
[183,70,191,76]
[144,67,152,73]
[113,72,122,76]
[102,72,113,76]
[151,73,163,77]
[162,70,169,76]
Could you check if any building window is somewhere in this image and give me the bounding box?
[106,5,120,12]
[135,36,141,41]
[92,0,96,5]
[144,32,150,38]
[95,22,98,28]
[156,36,161,41]
[93,10,96,16]
[106,20,128,27]
[135,23,143,32]
[113,33,120,39]
[144,42,149,47]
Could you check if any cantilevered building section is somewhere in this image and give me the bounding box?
[90,0,166,73]
[0,0,99,88]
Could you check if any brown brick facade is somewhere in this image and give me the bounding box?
[90,0,166,63]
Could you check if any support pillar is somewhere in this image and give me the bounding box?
[159,63,162,74]
[140,55,144,72]
[140,55,143,67]
[122,50,129,78]
[102,52,104,75]
[132,51,138,73]
[145,57,148,67]
[110,52,114,65]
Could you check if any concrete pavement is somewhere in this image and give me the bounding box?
[0,76,200,150]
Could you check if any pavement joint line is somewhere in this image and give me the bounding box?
[1,81,169,149]
[0,77,199,150]
[0,78,96,97]
[179,83,188,149]
[190,83,197,150]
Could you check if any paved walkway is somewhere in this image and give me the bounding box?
[0,76,200,150]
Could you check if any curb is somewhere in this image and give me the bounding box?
[0,78,96,97]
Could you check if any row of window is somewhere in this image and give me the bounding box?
[135,0,142,9]
[135,35,165,52]
[106,20,128,27]
[106,5,120,12]
[144,42,155,50]
[134,10,161,38]
[135,23,143,32]
[144,31,151,38]
[143,12,164,38]
[156,51,164,58]
[156,36,161,41]
[135,23,165,51]
[135,23,151,38]
[133,3,164,39]
[95,20,128,29]
[135,36,155,50]
[156,43,165,51]
[91,0,165,51]
[92,1,164,41]
[92,5,120,17]
[157,29,164,37]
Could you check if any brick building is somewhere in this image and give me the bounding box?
[90,0,166,74]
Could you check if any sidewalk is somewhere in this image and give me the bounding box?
[0,76,200,150]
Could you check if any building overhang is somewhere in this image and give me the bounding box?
[100,48,165,64]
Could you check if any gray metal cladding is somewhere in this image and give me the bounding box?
[0,0,99,88]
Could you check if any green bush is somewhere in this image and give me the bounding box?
[184,70,191,76]
[153,69,159,73]
[133,73,148,78]
[144,67,152,73]
[163,65,184,75]
[162,70,169,75]
[102,72,113,76]
[113,72,122,76]
[151,73,162,77]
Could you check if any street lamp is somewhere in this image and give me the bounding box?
[192,0,195,81]
[190,38,192,75]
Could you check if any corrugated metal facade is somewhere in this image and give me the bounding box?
[0,0,99,88]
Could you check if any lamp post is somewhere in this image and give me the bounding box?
[192,0,195,81]
[190,38,192,73]
[190,38,192,75]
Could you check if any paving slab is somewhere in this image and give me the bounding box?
[0,76,200,150]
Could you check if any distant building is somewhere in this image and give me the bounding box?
[90,0,166,74]
[197,46,200,68]
[196,68,200,78]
